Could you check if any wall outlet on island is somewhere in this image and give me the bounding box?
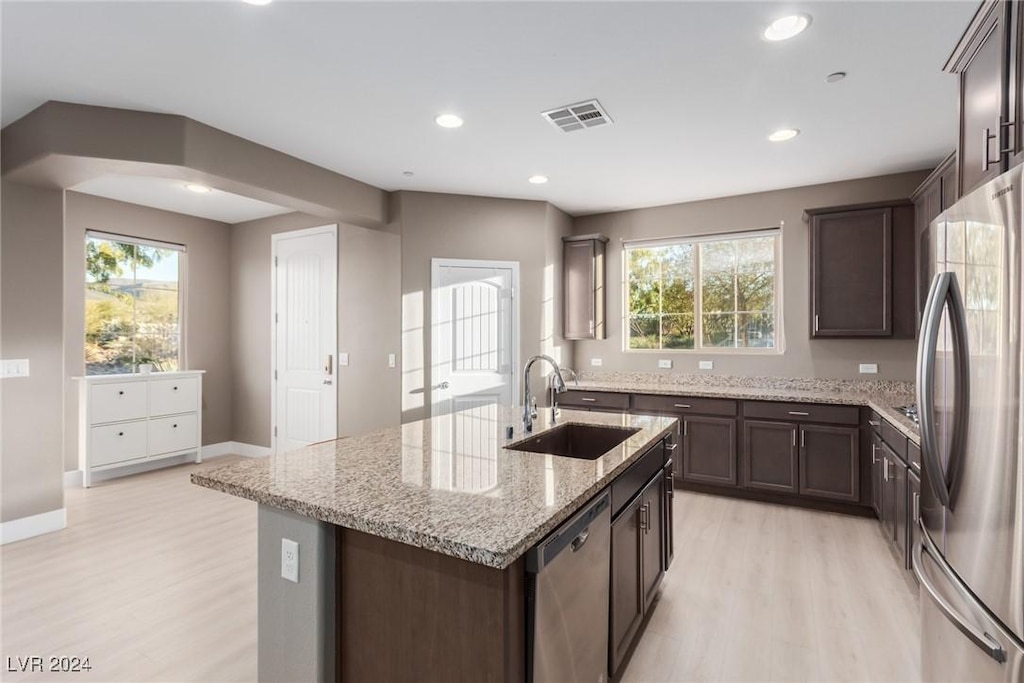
[590,358,603,367]
[281,538,299,583]
[859,363,879,374]
[699,360,714,370]
[658,359,673,369]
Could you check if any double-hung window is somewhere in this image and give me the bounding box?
[625,230,782,351]
[85,231,185,375]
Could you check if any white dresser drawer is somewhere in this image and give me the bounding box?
[150,377,199,416]
[148,414,198,456]
[89,421,147,467]
[89,382,148,424]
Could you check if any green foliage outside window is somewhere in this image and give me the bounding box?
[627,234,777,350]
[85,237,181,375]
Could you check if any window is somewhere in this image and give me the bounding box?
[85,232,184,375]
[625,231,781,351]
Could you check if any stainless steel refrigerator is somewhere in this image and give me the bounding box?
[916,164,1024,681]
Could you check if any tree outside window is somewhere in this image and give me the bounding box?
[85,235,182,375]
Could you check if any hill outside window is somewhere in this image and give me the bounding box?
[625,230,782,351]
[85,231,185,375]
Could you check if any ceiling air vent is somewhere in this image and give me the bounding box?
[541,99,613,133]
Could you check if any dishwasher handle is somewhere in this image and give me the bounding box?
[570,529,590,552]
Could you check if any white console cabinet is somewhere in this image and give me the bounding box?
[75,371,204,487]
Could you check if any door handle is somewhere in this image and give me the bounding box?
[434,381,450,390]
[325,354,333,376]
[914,531,1007,663]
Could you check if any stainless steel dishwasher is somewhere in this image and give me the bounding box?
[526,491,611,683]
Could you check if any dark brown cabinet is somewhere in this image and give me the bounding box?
[662,461,674,571]
[806,202,916,339]
[681,415,737,487]
[640,475,665,611]
[742,420,798,494]
[908,469,922,575]
[879,441,909,567]
[871,431,884,518]
[562,234,608,340]
[912,153,958,325]
[799,424,860,502]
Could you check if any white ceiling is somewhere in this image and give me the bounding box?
[2,1,979,216]
[70,175,293,224]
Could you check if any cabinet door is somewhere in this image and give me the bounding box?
[563,237,606,340]
[641,475,665,613]
[915,177,943,326]
[811,208,892,337]
[881,449,897,543]
[908,469,922,575]
[682,416,737,486]
[956,1,1007,195]
[609,498,643,677]
[799,425,859,502]
[662,461,674,571]
[939,155,959,209]
[893,456,908,566]
[871,433,884,518]
[742,420,798,493]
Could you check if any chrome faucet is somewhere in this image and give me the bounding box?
[523,354,567,433]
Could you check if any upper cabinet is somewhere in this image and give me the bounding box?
[946,0,1024,196]
[911,153,958,325]
[805,201,916,339]
[562,234,608,340]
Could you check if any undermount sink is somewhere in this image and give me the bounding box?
[507,423,641,460]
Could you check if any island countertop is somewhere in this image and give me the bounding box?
[191,405,676,569]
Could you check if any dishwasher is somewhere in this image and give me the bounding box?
[525,491,611,683]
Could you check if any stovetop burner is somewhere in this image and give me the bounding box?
[896,404,919,425]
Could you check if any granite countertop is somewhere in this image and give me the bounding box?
[192,406,676,569]
[567,373,921,444]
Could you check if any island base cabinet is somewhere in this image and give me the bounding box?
[337,528,525,683]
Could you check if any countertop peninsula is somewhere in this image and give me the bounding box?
[192,405,676,569]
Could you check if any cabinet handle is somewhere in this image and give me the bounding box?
[683,421,688,437]
[788,411,810,416]
[580,397,597,402]
[883,457,890,482]
[913,492,921,523]
[868,420,881,427]
[984,127,999,170]
[673,403,691,409]
[665,442,678,451]
[814,314,820,332]
[871,443,877,464]
[792,430,796,447]
[800,430,805,448]
[1003,120,1017,155]
[639,503,647,532]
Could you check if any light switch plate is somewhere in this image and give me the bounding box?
[859,363,879,374]
[281,538,299,583]
[658,359,673,369]
[338,353,350,366]
[388,353,396,368]
[590,358,603,367]
[1,359,30,378]
[699,360,714,370]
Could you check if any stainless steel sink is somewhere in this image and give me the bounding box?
[507,423,640,460]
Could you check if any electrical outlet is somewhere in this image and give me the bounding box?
[859,363,879,374]
[388,353,396,368]
[338,353,350,366]
[590,358,603,367]
[281,538,299,583]
[699,360,714,370]
[1,359,30,378]
[658,359,673,369]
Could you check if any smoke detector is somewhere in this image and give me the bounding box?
[541,99,613,133]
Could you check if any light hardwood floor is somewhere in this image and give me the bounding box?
[2,460,919,682]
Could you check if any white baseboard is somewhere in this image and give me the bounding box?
[64,469,83,488]
[203,441,271,459]
[1,508,67,545]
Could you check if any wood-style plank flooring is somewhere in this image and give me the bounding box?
[2,461,919,682]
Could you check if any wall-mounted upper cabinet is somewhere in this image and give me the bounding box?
[946,0,1024,197]
[563,234,608,340]
[805,201,916,339]
[911,153,957,326]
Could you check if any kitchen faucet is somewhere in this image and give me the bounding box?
[523,354,567,432]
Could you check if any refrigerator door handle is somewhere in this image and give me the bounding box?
[913,528,1007,664]
[943,273,971,510]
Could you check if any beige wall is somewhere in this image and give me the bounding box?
[396,191,575,423]
[573,170,930,380]
[230,213,401,447]
[62,192,233,470]
[1,181,66,522]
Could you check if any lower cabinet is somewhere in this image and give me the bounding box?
[682,415,737,486]
[871,432,884,517]
[662,460,675,571]
[610,471,665,678]
[879,441,909,566]
[908,468,921,575]
[742,420,798,493]
[798,424,860,502]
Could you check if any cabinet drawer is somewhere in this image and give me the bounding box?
[149,414,198,456]
[89,421,147,467]
[880,420,908,460]
[632,394,737,417]
[150,377,199,416]
[907,439,921,473]
[89,382,148,424]
[743,401,859,426]
[868,411,883,433]
[561,390,630,412]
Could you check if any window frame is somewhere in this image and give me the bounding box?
[84,230,187,375]
[622,228,784,354]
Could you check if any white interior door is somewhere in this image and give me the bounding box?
[431,259,518,418]
[272,226,337,454]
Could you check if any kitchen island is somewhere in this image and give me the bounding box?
[192,404,677,683]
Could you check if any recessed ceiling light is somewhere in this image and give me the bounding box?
[242,0,272,5]
[185,183,212,194]
[528,175,549,185]
[763,14,811,41]
[402,170,415,177]
[825,71,847,83]
[435,114,464,129]
[768,128,800,142]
